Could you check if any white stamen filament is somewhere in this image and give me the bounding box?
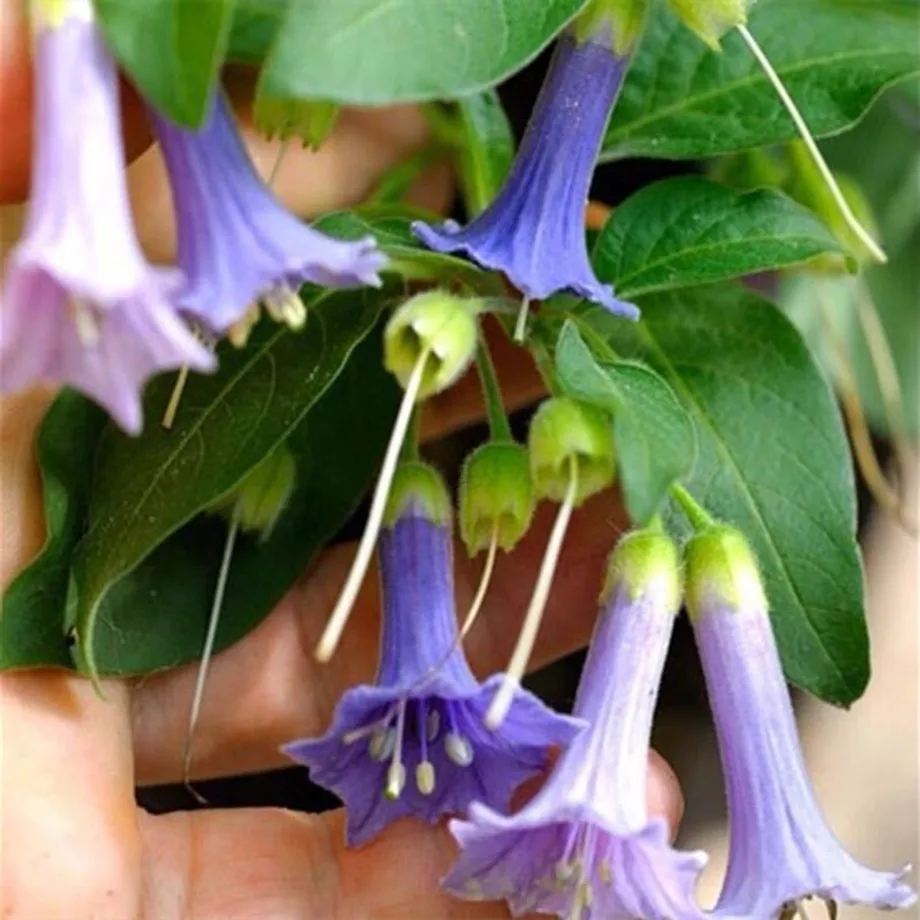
[513,296,531,343]
[264,285,306,331]
[70,298,100,346]
[737,24,886,264]
[385,700,408,799]
[415,760,436,795]
[427,709,441,742]
[183,511,240,803]
[341,704,398,745]
[445,731,474,767]
[368,726,397,762]
[162,364,191,430]
[485,457,579,729]
[315,348,431,662]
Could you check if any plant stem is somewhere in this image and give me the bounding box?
[475,330,514,442]
[670,483,715,531]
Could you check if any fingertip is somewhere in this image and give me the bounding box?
[648,748,685,836]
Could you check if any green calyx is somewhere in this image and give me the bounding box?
[460,442,536,554]
[602,527,683,613]
[383,291,481,400]
[383,462,452,528]
[209,444,297,537]
[685,524,767,620]
[528,397,616,505]
[575,0,649,55]
[668,0,748,49]
[252,95,340,150]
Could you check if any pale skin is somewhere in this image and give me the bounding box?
[0,2,682,916]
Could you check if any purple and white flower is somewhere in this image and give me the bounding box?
[445,529,706,919]
[150,93,386,333]
[284,463,581,847]
[0,0,213,434]
[686,525,917,919]
[412,27,637,319]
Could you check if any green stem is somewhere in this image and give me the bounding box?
[475,331,514,443]
[670,483,715,531]
[401,404,421,461]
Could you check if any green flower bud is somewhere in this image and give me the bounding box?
[601,527,682,612]
[528,397,616,505]
[685,524,767,620]
[668,0,748,49]
[575,0,649,55]
[460,443,536,554]
[252,95,340,150]
[383,461,452,528]
[383,291,480,399]
[210,444,297,537]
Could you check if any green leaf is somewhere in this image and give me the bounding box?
[453,91,516,215]
[258,0,589,104]
[84,332,399,675]
[587,284,868,705]
[554,321,696,526]
[95,0,236,127]
[594,177,849,298]
[227,0,287,62]
[0,394,107,670]
[603,0,920,161]
[71,286,394,678]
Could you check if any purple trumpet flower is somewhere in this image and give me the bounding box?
[412,29,637,319]
[149,93,386,333]
[284,463,581,847]
[0,3,214,434]
[445,529,707,919]
[687,526,916,919]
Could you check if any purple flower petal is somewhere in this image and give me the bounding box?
[412,33,637,320]
[150,94,387,332]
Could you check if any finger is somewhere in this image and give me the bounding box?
[132,488,624,784]
[140,758,682,920]
[0,674,143,920]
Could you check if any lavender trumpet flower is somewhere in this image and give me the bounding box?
[412,26,638,324]
[284,463,581,847]
[686,525,916,920]
[150,93,386,334]
[0,0,214,434]
[445,528,707,920]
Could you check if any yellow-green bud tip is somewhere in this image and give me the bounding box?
[252,96,340,150]
[668,0,748,49]
[383,291,480,400]
[575,0,648,55]
[384,462,452,528]
[602,528,682,612]
[460,442,536,554]
[528,397,616,505]
[685,525,767,620]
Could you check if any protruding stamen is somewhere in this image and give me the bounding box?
[315,348,431,662]
[227,302,262,349]
[737,24,886,264]
[263,284,306,331]
[161,364,191,430]
[445,731,474,767]
[485,456,579,728]
[368,727,397,762]
[341,704,398,745]
[70,298,100,346]
[513,296,531,343]
[415,760,436,795]
[385,761,406,799]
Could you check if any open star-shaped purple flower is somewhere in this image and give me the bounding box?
[412,28,637,320]
[687,526,916,920]
[445,529,707,919]
[283,463,581,847]
[0,4,214,434]
[150,93,386,334]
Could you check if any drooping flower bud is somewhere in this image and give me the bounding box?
[668,0,748,49]
[284,462,581,846]
[412,23,638,322]
[447,527,707,919]
[252,94,340,150]
[383,291,480,399]
[528,397,616,505]
[686,525,916,919]
[459,443,535,554]
[0,0,214,434]
[149,93,384,334]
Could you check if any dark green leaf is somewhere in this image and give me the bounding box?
[554,321,696,525]
[587,284,868,705]
[604,0,920,161]
[85,332,399,675]
[594,177,849,298]
[72,286,394,678]
[258,0,589,104]
[0,394,107,670]
[453,91,516,215]
[227,0,287,62]
[95,0,236,127]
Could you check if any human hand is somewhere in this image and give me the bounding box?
[0,4,682,916]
